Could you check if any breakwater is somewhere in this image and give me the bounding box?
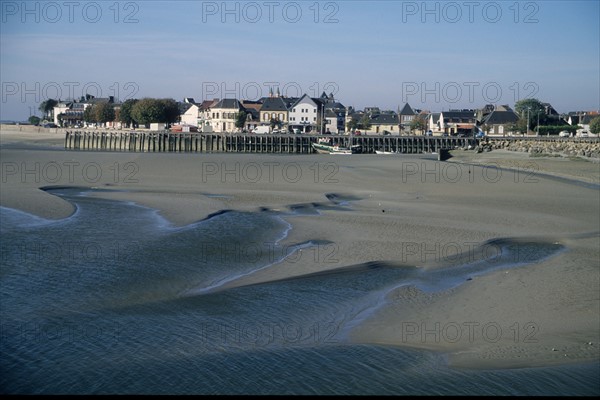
[64,131,478,154]
[485,137,600,159]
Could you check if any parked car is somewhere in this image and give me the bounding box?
[42,123,58,128]
[425,130,433,136]
[252,126,270,134]
[475,131,486,138]
[559,131,570,137]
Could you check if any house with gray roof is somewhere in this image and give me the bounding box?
[477,105,520,136]
[439,109,477,135]
[398,103,416,134]
[288,94,326,133]
[259,96,294,127]
[210,98,244,132]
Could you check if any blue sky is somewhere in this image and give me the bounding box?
[1,0,599,121]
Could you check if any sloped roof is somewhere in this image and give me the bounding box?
[399,103,415,116]
[325,101,346,111]
[290,94,323,109]
[260,97,290,112]
[199,99,218,110]
[580,114,598,124]
[178,102,194,114]
[441,110,476,122]
[482,110,519,125]
[213,98,242,109]
[244,108,260,120]
[370,113,398,125]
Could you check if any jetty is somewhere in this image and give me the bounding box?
[64,131,480,155]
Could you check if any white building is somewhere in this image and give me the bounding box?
[288,94,325,134]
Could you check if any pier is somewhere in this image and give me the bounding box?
[64,131,480,154]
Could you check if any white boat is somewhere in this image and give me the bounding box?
[375,150,398,155]
[312,142,352,154]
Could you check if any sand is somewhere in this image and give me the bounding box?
[1,127,599,369]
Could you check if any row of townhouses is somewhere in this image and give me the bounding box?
[52,91,598,136]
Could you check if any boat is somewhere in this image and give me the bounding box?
[170,124,198,133]
[312,142,353,154]
[375,150,399,155]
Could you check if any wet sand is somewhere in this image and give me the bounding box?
[1,127,599,369]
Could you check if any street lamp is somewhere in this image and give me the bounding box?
[321,103,325,135]
[526,106,530,136]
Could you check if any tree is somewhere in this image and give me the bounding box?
[39,99,58,119]
[590,116,600,134]
[269,117,282,130]
[409,115,426,133]
[83,105,97,124]
[28,115,41,125]
[159,98,180,125]
[119,99,138,128]
[346,118,359,132]
[480,123,493,135]
[505,119,527,135]
[131,98,164,126]
[94,102,116,124]
[358,113,371,131]
[235,110,248,131]
[514,98,545,132]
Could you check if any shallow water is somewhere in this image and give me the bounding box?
[1,188,598,395]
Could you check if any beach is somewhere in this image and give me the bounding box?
[1,127,599,375]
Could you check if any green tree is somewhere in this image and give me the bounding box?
[358,113,371,131]
[235,110,248,131]
[119,99,138,128]
[346,118,358,132]
[409,115,426,133]
[589,116,600,134]
[269,117,282,130]
[514,98,545,132]
[83,105,97,124]
[39,99,58,119]
[131,98,164,126]
[159,98,181,125]
[94,102,115,124]
[28,115,41,125]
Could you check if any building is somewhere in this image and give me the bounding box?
[288,94,326,133]
[477,104,520,136]
[398,103,416,134]
[240,100,262,132]
[53,95,118,128]
[179,98,201,127]
[259,95,293,129]
[209,98,244,132]
[438,109,477,135]
[322,92,346,134]
[368,112,399,135]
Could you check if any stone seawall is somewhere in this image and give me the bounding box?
[482,138,600,159]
